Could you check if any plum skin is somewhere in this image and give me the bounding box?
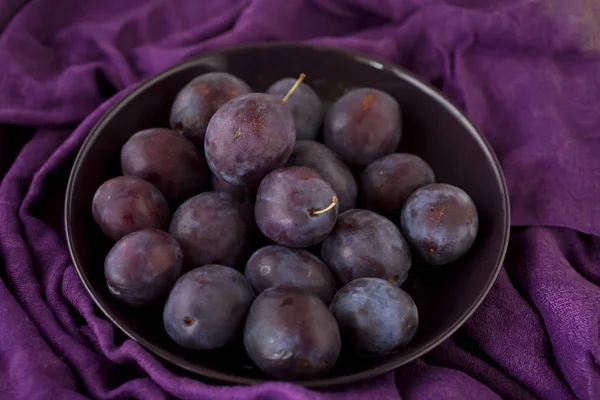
[287,140,357,212]
[329,277,418,357]
[204,93,295,186]
[104,229,183,306]
[92,176,170,241]
[321,209,411,286]
[361,153,435,218]
[210,173,258,229]
[255,166,339,248]
[163,265,255,350]
[121,128,209,203]
[169,72,252,148]
[243,287,341,380]
[244,245,337,304]
[168,191,250,269]
[210,173,258,203]
[324,87,401,169]
[266,78,324,141]
[401,183,479,265]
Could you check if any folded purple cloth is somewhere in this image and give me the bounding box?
[1,0,599,399]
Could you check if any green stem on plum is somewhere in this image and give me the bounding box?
[311,196,338,216]
[282,73,306,102]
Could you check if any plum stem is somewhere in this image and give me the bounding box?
[282,73,306,102]
[311,196,338,216]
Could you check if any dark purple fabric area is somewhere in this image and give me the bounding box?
[1,0,599,399]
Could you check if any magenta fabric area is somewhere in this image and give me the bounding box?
[1,0,599,399]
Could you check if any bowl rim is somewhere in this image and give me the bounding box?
[64,41,511,388]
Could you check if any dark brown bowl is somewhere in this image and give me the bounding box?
[65,43,510,388]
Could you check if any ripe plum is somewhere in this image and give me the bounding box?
[321,209,411,286]
[329,277,418,357]
[361,153,435,218]
[168,192,250,269]
[255,166,338,248]
[163,265,255,350]
[104,229,182,306]
[266,78,323,141]
[401,183,478,265]
[324,88,401,169]
[92,176,170,241]
[243,287,341,380]
[204,93,295,185]
[121,128,208,203]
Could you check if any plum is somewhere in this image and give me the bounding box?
[92,176,170,241]
[401,183,478,265]
[104,229,182,306]
[266,78,324,141]
[204,93,295,185]
[163,265,255,350]
[121,128,209,203]
[168,191,250,269]
[321,209,411,286]
[255,166,338,248]
[324,88,401,169]
[329,277,418,357]
[243,287,341,380]
[361,153,435,217]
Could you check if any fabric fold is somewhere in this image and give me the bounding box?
[1,0,599,399]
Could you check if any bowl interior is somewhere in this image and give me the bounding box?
[65,43,509,387]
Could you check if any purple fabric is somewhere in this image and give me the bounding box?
[1,0,599,399]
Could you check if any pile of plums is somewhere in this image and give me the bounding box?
[92,71,479,381]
